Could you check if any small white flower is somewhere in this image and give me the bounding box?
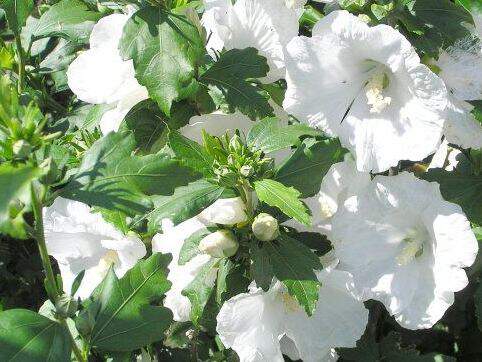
[330,172,478,329]
[199,229,239,257]
[152,197,247,322]
[285,156,370,236]
[283,10,448,172]
[216,266,368,362]
[43,197,146,300]
[67,13,148,134]
[202,0,300,81]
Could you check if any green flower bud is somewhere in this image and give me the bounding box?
[199,230,239,258]
[240,165,254,177]
[12,140,31,158]
[252,213,279,242]
[55,294,78,319]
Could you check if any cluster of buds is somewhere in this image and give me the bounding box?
[0,77,59,162]
[206,131,275,188]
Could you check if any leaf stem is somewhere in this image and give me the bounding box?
[30,182,58,301]
[30,182,86,362]
[14,34,25,93]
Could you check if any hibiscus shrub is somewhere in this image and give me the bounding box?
[1,0,482,361]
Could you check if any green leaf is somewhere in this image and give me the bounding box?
[275,139,344,197]
[0,0,33,34]
[146,179,236,232]
[215,258,250,305]
[179,226,217,265]
[399,0,472,56]
[420,169,482,225]
[182,258,218,326]
[62,131,197,216]
[119,7,205,115]
[0,309,72,361]
[76,253,173,352]
[0,164,41,225]
[199,48,272,120]
[30,0,101,42]
[254,179,311,226]
[246,117,321,154]
[168,130,215,176]
[251,233,322,315]
[119,100,167,154]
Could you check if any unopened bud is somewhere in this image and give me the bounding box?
[252,213,279,241]
[199,230,239,258]
[55,294,78,318]
[229,134,243,152]
[12,140,31,158]
[240,165,253,177]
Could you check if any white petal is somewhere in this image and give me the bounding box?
[443,98,482,149]
[67,48,138,105]
[181,112,254,144]
[436,38,482,101]
[152,217,214,322]
[99,86,149,134]
[283,269,368,361]
[89,13,130,49]
[217,287,286,362]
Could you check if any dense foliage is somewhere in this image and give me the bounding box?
[0,0,482,361]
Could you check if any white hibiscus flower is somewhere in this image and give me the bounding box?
[202,0,300,81]
[285,155,370,236]
[43,197,146,300]
[216,264,368,362]
[67,12,148,134]
[330,172,478,329]
[283,10,448,172]
[152,197,247,322]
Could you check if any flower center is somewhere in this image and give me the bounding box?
[365,71,392,114]
[317,192,337,219]
[396,232,425,266]
[97,249,120,273]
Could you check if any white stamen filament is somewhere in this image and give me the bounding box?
[318,192,337,219]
